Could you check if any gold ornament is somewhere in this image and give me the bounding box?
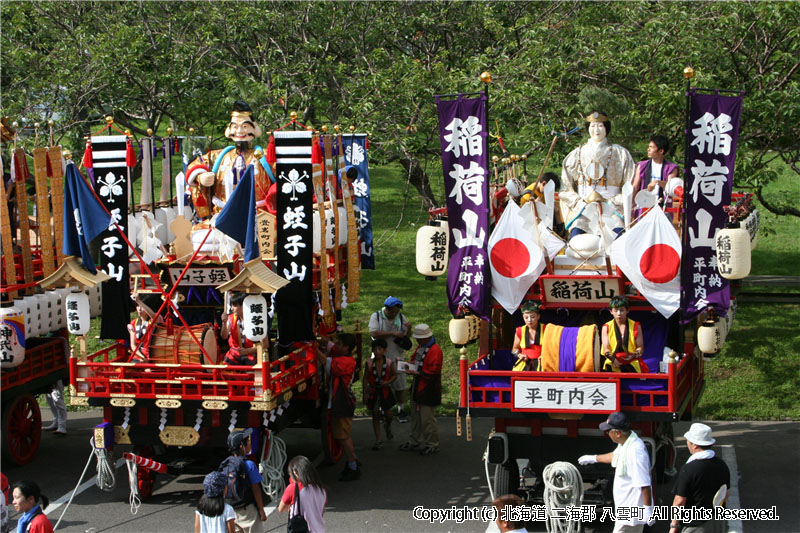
[147,128,154,136]
[321,125,328,133]
[349,125,355,132]
[289,111,298,120]
[585,112,609,123]
[166,127,173,136]
[124,129,131,136]
[480,71,492,84]
[105,116,114,124]
[254,149,263,158]
[48,119,54,126]
[683,66,695,79]
[492,155,499,164]
[334,125,340,133]
[189,127,195,134]
[521,154,528,161]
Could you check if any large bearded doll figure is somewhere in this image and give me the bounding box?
[185,100,275,222]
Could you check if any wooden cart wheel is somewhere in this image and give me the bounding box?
[320,406,343,465]
[2,394,42,466]
[134,446,157,500]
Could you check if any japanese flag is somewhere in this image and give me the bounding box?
[610,206,681,318]
[488,201,546,314]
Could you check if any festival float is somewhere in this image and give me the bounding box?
[420,69,758,513]
[1,108,375,504]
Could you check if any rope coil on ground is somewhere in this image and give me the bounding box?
[260,432,287,502]
[543,461,583,533]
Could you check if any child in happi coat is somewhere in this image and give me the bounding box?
[601,296,648,373]
[220,292,257,366]
[363,338,397,450]
[512,300,547,371]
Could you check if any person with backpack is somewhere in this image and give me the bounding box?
[195,471,235,533]
[326,333,361,481]
[220,428,267,533]
[278,455,326,532]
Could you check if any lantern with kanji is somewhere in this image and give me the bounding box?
[697,317,723,355]
[715,226,750,280]
[65,292,91,335]
[242,294,268,342]
[449,314,481,346]
[416,220,449,278]
[0,306,26,368]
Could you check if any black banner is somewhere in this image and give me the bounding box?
[92,135,130,339]
[274,131,314,343]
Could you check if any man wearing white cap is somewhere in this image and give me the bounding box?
[399,324,442,455]
[578,412,654,532]
[670,423,730,533]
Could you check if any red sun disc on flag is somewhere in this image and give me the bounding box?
[639,244,680,284]
[491,238,531,278]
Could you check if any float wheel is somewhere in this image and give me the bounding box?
[321,407,343,465]
[134,446,157,500]
[493,460,520,497]
[2,394,42,466]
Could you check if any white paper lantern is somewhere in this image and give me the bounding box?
[0,306,26,368]
[312,208,336,253]
[88,285,103,317]
[52,289,65,329]
[65,292,91,335]
[697,318,723,355]
[31,293,49,337]
[416,223,449,277]
[14,297,33,339]
[449,315,481,346]
[242,294,268,342]
[715,227,751,280]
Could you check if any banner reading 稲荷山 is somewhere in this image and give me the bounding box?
[342,134,374,270]
[436,93,490,320]
[681,90,744,322]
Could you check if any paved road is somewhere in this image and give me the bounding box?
[3,410,798,532]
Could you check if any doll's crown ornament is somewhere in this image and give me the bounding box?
[585,112,609,123]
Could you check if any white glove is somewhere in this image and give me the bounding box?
[578,454,597,466]
[644,505,655,526]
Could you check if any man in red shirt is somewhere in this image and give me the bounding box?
[399,324,442,456]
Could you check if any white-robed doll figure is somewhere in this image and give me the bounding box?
[184,100,275,221]
[560,111,635,243]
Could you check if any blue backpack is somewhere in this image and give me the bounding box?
[219,455,253,508]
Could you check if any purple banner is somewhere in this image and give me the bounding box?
[681,91,744,321]
[436,93,490,320]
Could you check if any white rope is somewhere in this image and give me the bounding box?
[259,432,287,502]
[543,461,583,533]
[125,459,142,515]
[483,442,495,502]
[93,442,116,492]
[52,439,95,530]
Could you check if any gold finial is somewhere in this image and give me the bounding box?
[254,149,263,158]
[146,128,154,136]
[683,66,695,79]
[459,346,468,359]
[491,155,499,164]
[63,149,72,160]
[306,125,313,131]
[512,154,520,162]
[105,116,114,125]
[124,129,132,136]
[189,127,195,134]
[289,111,298,120]
[521,154,528,161]
[321,125,328,133]
[166,127,173,136]
[48,119,54,127]
[480,71,492,84]
[501,157,510,165]
[334,125,340,133]
[349,125,355,132]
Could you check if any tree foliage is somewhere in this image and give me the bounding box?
[1,0,797,216]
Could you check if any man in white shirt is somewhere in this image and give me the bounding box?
[368,296,412,422]
[579,412,654,532]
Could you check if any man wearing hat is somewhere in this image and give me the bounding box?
[579,412,654,532]
[670,423,730,533]
[399,324,442,455]
[369,296,412,422]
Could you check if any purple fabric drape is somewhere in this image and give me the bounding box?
[436,93,490,320]
[559,327,578,373]
[681,91,744,322]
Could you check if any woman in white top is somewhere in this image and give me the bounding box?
[278,455,327,532]
[195,471,235,533]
